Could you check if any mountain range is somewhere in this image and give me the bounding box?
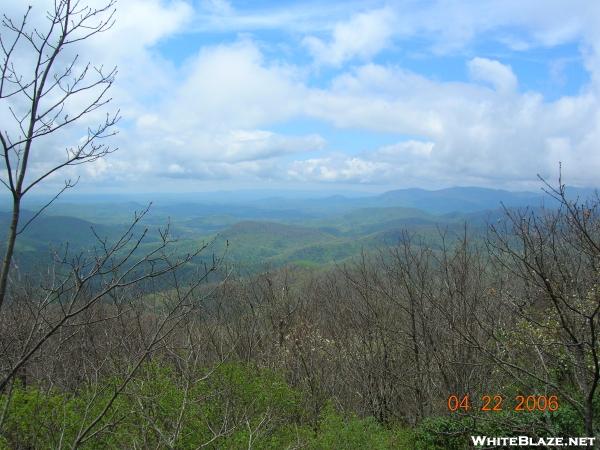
[1,185,596,271]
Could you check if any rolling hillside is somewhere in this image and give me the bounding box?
[2,185,584,273]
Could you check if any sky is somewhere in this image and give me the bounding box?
[2,0,600,195]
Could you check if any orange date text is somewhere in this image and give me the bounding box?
[447,394,559,412]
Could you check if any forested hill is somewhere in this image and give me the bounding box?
[2,185,588,272]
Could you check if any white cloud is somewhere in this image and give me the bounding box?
[468,57,518,93]
[290,58,600,187]
[288,156,391,183]
[166,40,304,130]
[201,0,233,16]
[108,126,323,184]
[303,8,396,67]
[152,129,324,164]
[5,0,600,192]
[374,141,435,160]
[213,130,324,162]
[103,39,322,180]
[96,1,600,189]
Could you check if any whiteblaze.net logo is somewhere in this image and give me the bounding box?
[471,435,596,447]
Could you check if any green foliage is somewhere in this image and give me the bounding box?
[413,415,473,449]
[309,404,394,450]
[7,199,486,274]
[412,402,598,450]
[0,363,440,449]
[0,362,305,449]
[1,362,597,449]
[0,384,80,449]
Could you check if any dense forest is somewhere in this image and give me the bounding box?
[1,181,599,448]
[1,0,599,448]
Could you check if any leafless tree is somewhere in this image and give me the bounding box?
[0,205,224,446]
[483,176,600,436]
[0,0,119,309]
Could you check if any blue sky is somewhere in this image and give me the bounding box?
[3,0,600,193]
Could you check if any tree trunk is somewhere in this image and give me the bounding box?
[0,197,20,310]
[584,397,594,436]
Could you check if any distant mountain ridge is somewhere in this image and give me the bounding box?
[245,186,541,215]
[371,186,545,213]
[7,185,596,218]
[256,185,596,215]
[2,185,597,272]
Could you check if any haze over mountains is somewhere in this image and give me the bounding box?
[1,185,596,271]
